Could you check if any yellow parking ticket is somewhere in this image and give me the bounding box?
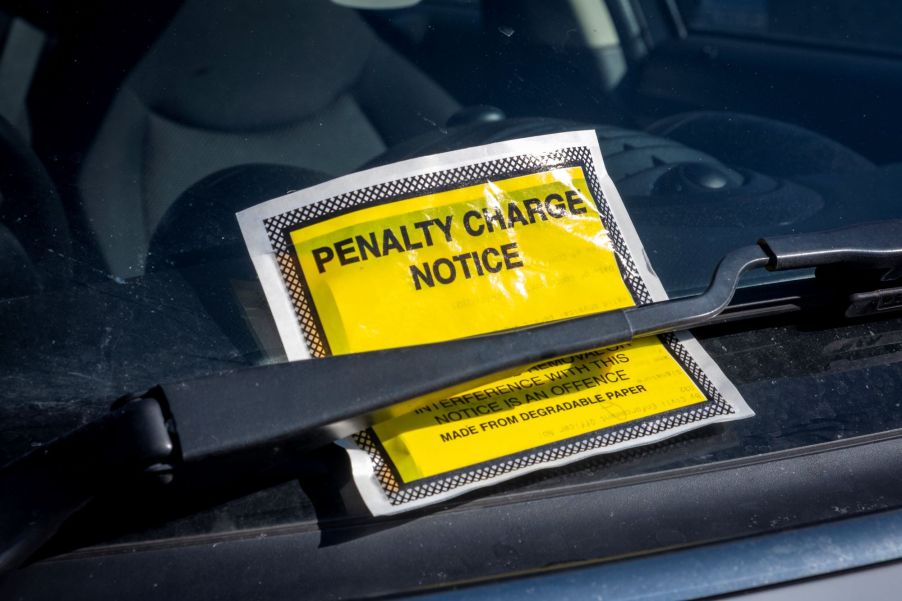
[288,167,632,354]
[237,130,753,515]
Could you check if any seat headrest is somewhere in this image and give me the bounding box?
[131,0,376,131]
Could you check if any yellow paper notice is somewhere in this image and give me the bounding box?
[289,168,634,354]
[284,166,706,482]
[373,339,705,482]
[238,131,753,514]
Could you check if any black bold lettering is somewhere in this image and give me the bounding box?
[507,202,528,226]
[545,193,567,218]
[434,215,454,242]
[312,246,334,273]
[482,247,503,273]
[412,220,435,245]
[501,242,523,269]
[433,258,456,284]
[355,232,381,261]
[463,210,485,236]
[451,253,474,279]
[471,251,485,275]
[410,264,434,290]
[523,198,547,223]
[382,229,404,254]
[483,207,507,232]
[565,190,588,214]
[399,225,423,250]
[335,238,359,266]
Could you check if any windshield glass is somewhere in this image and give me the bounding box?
[2,0,902,595]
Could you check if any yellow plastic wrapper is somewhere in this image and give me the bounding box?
[237,131,752,514]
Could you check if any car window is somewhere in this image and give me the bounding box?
[677,0,902,55]
[1,0,902,597]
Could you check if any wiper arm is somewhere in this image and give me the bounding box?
[2,220,901,573]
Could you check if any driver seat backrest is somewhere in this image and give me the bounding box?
[0,114,70,297]
[77,0,459,277]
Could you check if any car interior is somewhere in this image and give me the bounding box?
[4,0,900,288]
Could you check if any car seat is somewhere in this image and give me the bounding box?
[0,114,70,297]
[71,0,459,277]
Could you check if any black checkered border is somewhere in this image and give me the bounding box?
[262,146,651,358]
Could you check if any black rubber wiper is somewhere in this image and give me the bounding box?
[2,220,901,574]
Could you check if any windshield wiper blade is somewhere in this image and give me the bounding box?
[2,219,902,574]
